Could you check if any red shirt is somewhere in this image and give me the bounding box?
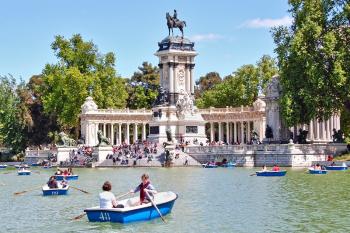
[272,166,280,171]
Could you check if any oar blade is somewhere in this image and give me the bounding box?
[72,213,86,220]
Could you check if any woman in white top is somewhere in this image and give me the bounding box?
[99,181,118,209]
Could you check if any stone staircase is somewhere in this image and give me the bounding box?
[96,149,202,167]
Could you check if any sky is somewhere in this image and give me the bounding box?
[0,0,291,82]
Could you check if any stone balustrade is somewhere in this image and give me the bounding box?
[185,143,348,167]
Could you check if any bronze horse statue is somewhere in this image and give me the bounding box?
[166,12,186,37]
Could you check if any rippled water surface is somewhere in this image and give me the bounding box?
[1,167,350,233]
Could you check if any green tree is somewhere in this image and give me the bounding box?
[272,0,350,127]
[195,72,222,98]
[130,61,159,86]
[196,55,277,108]
[127,62,160,109]
[0,75,30,154]
[26,75,60,145]
[41,34,128,136]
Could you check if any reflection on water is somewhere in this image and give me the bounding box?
[1,167,350,232]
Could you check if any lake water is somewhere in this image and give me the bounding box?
[1,167,350,233]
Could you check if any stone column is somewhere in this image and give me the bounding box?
[320,120,325,140]
[134,123,138,143]
[218,122,222,142]
[103,123,106,137]
[247,121,251,143]
[185,64,190,94]
[241,122,245,144]
[315,120,320,141]
[118,123,122,145]
[158,64,163,87]
[233,122,237,143]
[226,122,230,144]
[190,64,195,94]
[95,123,99,145]
[330,116,333,134]
[142,123,146,141]
[210,122,214,142]
[308,119,314,141]
[126,123,130,144]
[326,119,330,141]
[86,122,90,145]
[111,124,114,145]
[337,115,340,130]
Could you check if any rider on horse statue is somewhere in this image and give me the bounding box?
[166,9,186,37]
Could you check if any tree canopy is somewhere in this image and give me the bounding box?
[0,76,30,154]
[41,34,128,135]
[127,62,159,109]
[272,0,350,127]
[196,55,278,108]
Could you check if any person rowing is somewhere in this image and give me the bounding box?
[272,164,280,171]
[99,181,120,208]
[47,176,58,189]
[130,173,157,205]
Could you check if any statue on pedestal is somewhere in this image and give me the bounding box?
[166,9,187,37]
[58,132,77,147]
[332,129,344,143]
[97,130,110,146]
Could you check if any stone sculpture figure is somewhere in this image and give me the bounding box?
[153,86,169,106]
[332,129,344,143]
[166,10,187,37]
[176,92,194,119]
[58,132,77,147]
[97,130,110,146]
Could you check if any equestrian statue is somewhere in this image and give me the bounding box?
[166,9,186,37]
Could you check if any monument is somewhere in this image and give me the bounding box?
[147,10,207,145]
[263,75,290,143]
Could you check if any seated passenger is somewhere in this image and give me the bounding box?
[272,164,280,171]
[99,181,118,209]
[47,176,58,189]
[262,165,268,171]
[315,163,321,170]
[61,178,68,188]
[130,173,157,205]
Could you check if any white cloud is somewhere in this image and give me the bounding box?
[190,33,223,42]
[242,16,293,28]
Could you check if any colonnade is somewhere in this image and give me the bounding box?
[207,120,265,144]
[83,122,149,146]
[293,115,341,142]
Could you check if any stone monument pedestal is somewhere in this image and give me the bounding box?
[57,147,77,163]
[93,146,113,164]
[148,105,207,145]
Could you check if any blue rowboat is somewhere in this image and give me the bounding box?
[42,184,69,196]
[55,175,79,181]
[0,164,7,169]
[202,164,218,168]
[84,191,177,223]
[256,170,287,177]
[15,164,30,169]
[17,169,31,175]
[221,162,236,168]
[325,166,348,171]
[308,168,327,174]
[42,166,52,169]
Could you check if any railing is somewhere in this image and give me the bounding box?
[197,106,256,114]
[184,143,335,154]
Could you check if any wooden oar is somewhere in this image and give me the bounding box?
[250,173,257,176]
[70,186,90,194]
[14,185,42,195]
[72,191,131,220]
[145,191,166,223]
